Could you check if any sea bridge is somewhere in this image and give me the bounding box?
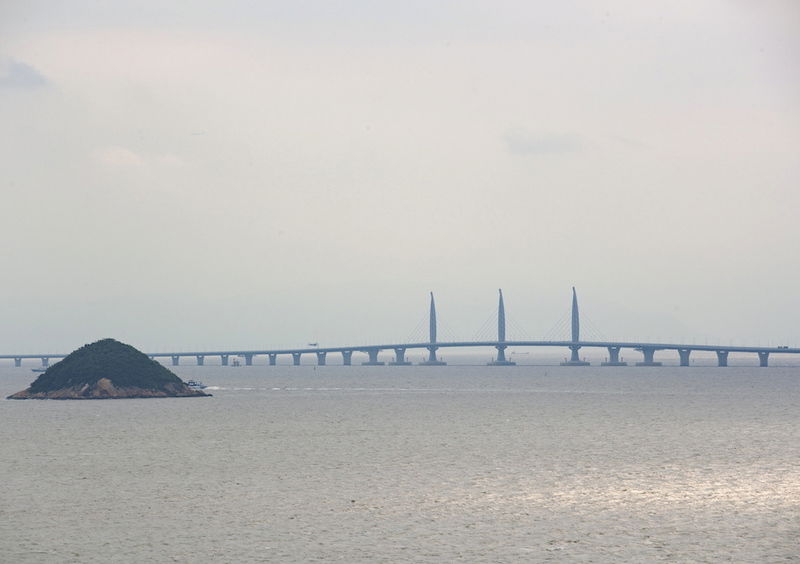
[2,289,798,368]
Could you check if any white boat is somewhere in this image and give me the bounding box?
[185,380,207,389]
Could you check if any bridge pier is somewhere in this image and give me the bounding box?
[316,352,327,366]
[362,348,385,366]
[342,351,353,365]
[269,353,277,366]
[601,346,627,366]
[171,355,180,366]
[14,357,22,367]
[758,351,769,367]
[196,355,204,366]
[488,345,515,366]
[678,349,691,367]
[420,346,446,365]
[390,347,411,366]
[41,357,50,368]
[635,347,662,366]
[292,353,302,366]
[716,351,729,367]
[561,345,590,366]
[220,354,229,366]
[244,354,254,366]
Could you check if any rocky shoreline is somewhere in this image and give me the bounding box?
[8,378,209,399]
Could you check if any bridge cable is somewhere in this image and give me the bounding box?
[437,318,460,343]
[405,311,429,344]
[580,313,607,342]
[472,309,498,342]
[541,308,571,341]
[506,313,532,342]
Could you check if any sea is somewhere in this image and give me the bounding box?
[1,358,798,563]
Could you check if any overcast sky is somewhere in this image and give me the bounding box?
[1,1,799,353]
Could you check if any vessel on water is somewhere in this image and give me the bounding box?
[185,380,207,389]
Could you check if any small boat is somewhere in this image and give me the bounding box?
[185,380,207,389]
[31,368,47,373]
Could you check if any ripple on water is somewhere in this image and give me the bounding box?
[1,365,798,563]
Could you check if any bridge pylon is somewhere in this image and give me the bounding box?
[420,292,446,365]
[488,289,515,366]
[561,287,590,366]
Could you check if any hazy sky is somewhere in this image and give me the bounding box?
[1,1,799,353]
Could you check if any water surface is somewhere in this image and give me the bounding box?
[2,365,798,562]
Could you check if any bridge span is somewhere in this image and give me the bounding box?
[2,289,797,368]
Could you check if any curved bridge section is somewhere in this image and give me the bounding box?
[133,340,799,368]
[2,289,797,368]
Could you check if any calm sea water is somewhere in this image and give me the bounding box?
[1,363,798,563]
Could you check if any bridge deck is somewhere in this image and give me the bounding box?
[2,340,797,360]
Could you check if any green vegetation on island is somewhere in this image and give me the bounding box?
[8,338,210,399]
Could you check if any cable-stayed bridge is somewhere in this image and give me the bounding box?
[2,289,798,368]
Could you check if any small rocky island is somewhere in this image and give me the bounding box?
[7,338,210,399]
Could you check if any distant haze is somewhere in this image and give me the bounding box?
[1,1,798,353]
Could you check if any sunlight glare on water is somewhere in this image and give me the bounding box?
[1,364,798,562]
